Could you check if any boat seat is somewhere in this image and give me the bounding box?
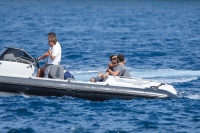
[3,54,16,61]
[49,65,64,80]
[121,69,132,78]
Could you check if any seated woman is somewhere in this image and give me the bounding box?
[90,54,118,82]
[106,54,126,77]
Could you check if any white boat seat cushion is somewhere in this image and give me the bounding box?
[3,54,16,61]
[49,65,64,80]
[121,69,132,78]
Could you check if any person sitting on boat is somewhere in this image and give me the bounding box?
[106,54,125,76]
[90,54,125,82]
[36,32,62,77]
[105,55,120,77]
[36,37,61,78]
[100,54,119,78]
[90,54,118,82]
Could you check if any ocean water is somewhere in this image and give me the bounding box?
[0,0,200,132]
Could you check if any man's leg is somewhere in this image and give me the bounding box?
[44,65,52,78]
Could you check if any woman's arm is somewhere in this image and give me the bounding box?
[106,68,120,76]
[108,63,118,68]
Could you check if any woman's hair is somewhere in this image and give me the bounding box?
[110,54,116,61]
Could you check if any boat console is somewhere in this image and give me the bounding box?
[0,47,38,77]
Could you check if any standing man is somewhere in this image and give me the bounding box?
[36,32,62,77]
[48,32,62,52]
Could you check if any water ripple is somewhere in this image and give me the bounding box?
[1,0,200,132]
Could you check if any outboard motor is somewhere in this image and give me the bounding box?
[49,65,64,80]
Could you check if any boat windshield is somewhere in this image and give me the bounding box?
[0,47,34,64]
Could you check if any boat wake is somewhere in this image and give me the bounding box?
[70,69,200,83]
[187,94,200,100]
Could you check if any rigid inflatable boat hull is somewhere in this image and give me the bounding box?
[0,76,177,101]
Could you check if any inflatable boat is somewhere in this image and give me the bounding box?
[0,47,178,101]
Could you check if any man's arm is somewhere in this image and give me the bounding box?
[48,50,56,60]
[37,51,49,61]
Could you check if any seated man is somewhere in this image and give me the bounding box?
[37,37,61,78]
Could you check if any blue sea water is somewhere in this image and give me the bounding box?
[0,0,200,132]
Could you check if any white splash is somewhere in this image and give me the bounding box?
[71,69,200,83]
[187,94,200,100]
[129,69,200,83]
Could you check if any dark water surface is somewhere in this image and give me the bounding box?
[0,0,200,132]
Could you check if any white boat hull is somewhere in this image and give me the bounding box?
[0,47,178,101]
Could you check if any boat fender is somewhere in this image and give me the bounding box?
[150,83,165,89]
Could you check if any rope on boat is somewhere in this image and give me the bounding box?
[150,83,165,89]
